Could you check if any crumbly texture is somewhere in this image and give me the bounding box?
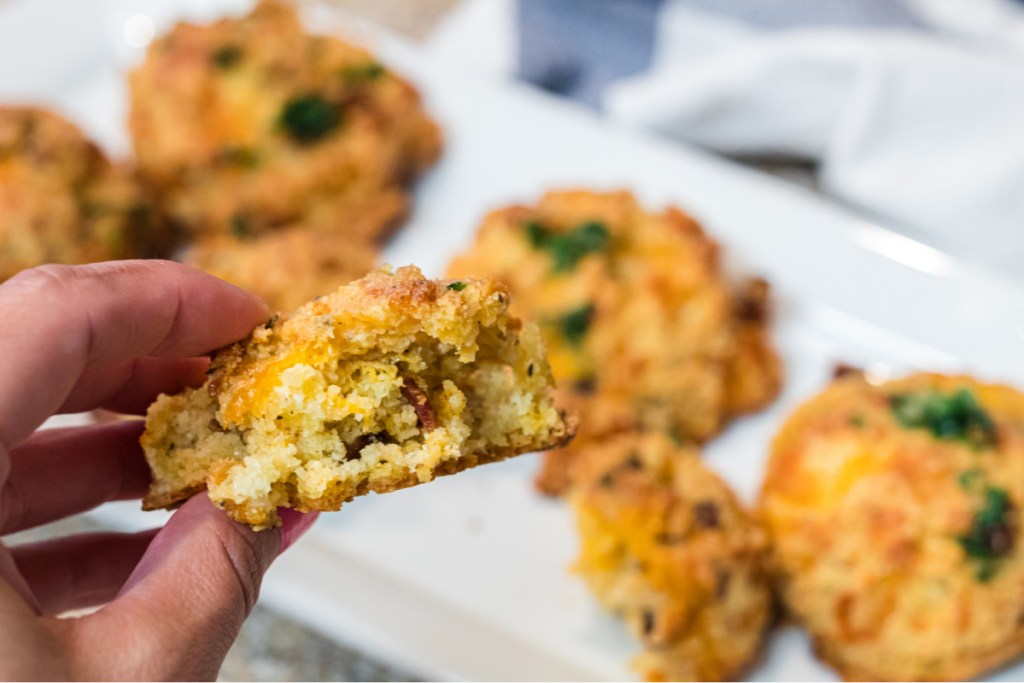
[142,266,575,529]
[129,0,441,242]
[572,432,773,682]
[0,106,162,280]
[184,226,378,312]
[447,189,782,495]
[760,372,1024,681]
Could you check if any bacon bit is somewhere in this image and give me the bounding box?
[693,501,721,529]
[573,376,596,395]
[641,610,656,636]
[400,373,438,432]
[735,277,770,323]
[832,363,864,380]
[345,432,393,461]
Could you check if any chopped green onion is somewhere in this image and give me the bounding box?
[279,95,341,144]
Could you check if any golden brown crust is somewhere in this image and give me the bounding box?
[141,482,208,511]
[572,432,773,681]
[761,372,1024,681]
[129,0,440,243]
[142,266,574,529]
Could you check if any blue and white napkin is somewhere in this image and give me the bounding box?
[427,0,1024,278]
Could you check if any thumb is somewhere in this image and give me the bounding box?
[69,495,312,680]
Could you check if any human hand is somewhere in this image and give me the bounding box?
[0,261,318,680]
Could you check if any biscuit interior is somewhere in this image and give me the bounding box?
[142,266,574,529]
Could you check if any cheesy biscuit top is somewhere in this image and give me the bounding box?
[129,0,441,242]
[449,190,782,493]
[761,372,1024,681]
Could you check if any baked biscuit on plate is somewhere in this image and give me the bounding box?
[573,432,773,681]
[448,189,781,494]
[183,225,378,312]
[129,0,441,242]
[761,371,1024,681]
[0,106,160,280]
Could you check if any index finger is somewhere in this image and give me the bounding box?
[0,260,269,449]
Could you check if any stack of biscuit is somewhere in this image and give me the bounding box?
[449,189,783,680]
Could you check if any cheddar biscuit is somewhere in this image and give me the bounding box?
[142,266,575,529]
[448,190,781,493]
[129,0,441,242]
[573,432,773,681]
[0,106,159,280]
[761,372,1024,681]
[183,226,378,311]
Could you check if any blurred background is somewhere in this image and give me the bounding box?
[407,0,1024,280]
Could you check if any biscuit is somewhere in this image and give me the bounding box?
[142,266,575,529]
[572,432,773,681]
[761,372,1024,680]
[0,106,161,280]
[448,190,781,494]
[129,0,441,242]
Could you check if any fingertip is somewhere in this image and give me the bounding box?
[120,493,281,601]
[83,494,281,679]
[132,261,272,359]
[278,508,319,554]
[192,263,270,320]
[239,287,271,322]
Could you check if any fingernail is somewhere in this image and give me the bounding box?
[278,508,319,553]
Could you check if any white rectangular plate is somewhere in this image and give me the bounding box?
[4,1,1024,680]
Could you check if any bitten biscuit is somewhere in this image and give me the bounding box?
[448,190,781,494]
[129,0,441,242]
[142,266,575,529]
[0,106,161,280]
[761,372,1024,681]
[572,432,773,681]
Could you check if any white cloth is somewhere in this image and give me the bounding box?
[606,3,1024,274]
[429,0,1024,277]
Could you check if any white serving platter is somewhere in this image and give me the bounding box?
[3,1,1024,680]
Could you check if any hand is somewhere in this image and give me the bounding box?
[0,261,318,680]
